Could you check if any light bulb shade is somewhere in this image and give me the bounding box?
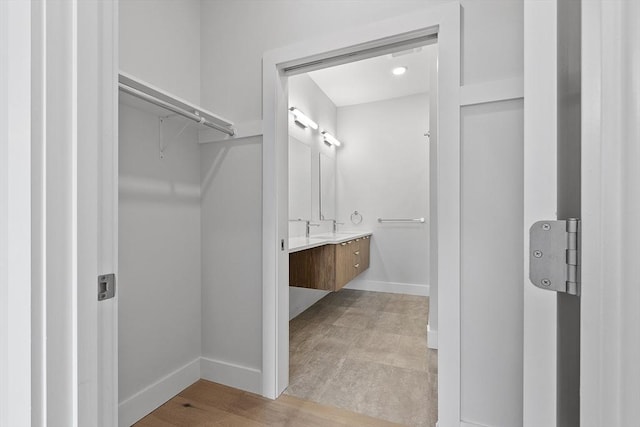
[289,107,318,130]
[321,130,342,147]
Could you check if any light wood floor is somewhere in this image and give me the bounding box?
[135,379,401,426]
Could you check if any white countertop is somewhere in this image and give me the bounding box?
[288,231,373,253]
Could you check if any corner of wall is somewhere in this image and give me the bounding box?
[118,358,201,427]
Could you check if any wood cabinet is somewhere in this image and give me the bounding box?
[289,235,371,291]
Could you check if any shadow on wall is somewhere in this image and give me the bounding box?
[119,175,201,205]
[200,138,261,196]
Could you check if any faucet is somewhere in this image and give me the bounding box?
[305,220,320,238]
[330,219,344,234]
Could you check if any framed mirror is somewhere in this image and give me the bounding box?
[319,152,336,220]
[289,137,312,220]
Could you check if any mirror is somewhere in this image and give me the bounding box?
[289,137,312,220]
[319,153,336,220]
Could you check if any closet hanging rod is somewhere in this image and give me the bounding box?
[119,83,235,136]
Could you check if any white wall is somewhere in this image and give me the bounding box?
[336,93,430,293]
[118,103,202,407]
[119,0,201,103]
[287,74,338,318]
[198,2,524,426]
[118,1,203,422]
[200,138,263,371]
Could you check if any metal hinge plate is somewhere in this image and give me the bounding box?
[98,273,116,301]
[529,219,580,296]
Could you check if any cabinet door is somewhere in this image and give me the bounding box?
[335,241,354,290]
[289,245,335,290]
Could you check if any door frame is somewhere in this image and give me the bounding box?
[261,3,461,424]
[581,1,633,425]
[2,1,118,425]
[1,1,33,425]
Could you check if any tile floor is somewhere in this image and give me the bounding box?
[287,289,438,427]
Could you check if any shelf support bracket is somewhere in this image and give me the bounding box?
[158,115,193,159]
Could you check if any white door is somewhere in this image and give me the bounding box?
[526,1,640,426]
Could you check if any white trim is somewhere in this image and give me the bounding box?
[43,1,80,424]
[581,1,639,426]
[262,4,461,425]
[198,119,263,144]
[96,0,119,424]
[459,77,524,106]
[200,357,263,395]
[117,358,200,427]
[344,279,430,297]
[581,2,607,426]
[523,1,558,426]
[460,422,490,427]
[1,1,32,425]
[427,324,438,350]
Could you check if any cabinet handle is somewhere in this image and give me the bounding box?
[341,242,347,246]
[347,241,353,244]
[356,238,360,241]
[354,251,360,255]
[354,264,360,268]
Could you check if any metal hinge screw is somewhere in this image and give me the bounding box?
[533,250,543,258]
[541,278,551,287]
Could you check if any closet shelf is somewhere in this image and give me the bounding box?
[118,72,235,136]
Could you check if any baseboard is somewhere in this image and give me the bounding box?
[427,324,438,349]
[461,421,491,427]
[344,279,429,296]
[200,357,262,395]
[118,358,201,427]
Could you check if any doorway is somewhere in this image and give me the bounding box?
[261,4,461,425]
[285,45,437,425]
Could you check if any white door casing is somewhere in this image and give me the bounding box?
[582,1,640,425]
[262,3,460,425]
[1,1,32,425]
[2,1,118,425]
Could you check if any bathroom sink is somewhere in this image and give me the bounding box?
[312,231,371,240]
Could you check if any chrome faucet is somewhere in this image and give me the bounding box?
[305,220,320,238]
[331,219,344,234]
[288,218,321,237]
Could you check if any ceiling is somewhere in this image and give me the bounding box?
[307,43,436,107]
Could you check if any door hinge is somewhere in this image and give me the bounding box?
[529,218,580,296]
[98,273,116,301]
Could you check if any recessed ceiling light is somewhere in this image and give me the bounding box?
[392,66,408,76]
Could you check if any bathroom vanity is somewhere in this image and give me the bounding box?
[289,232,372,291]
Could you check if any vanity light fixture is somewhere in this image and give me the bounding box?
[289,107,319,130]
[392,66,408,76]
[321,130,342,147]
